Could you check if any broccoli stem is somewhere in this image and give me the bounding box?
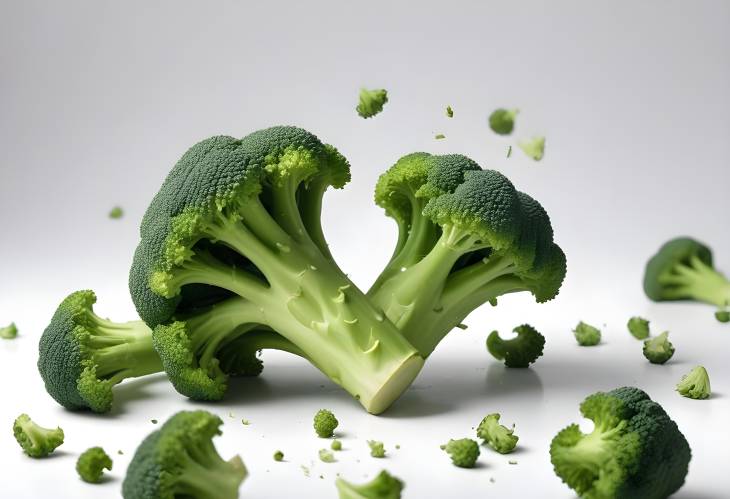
[175,450,246,499]
[553,422,625,480]
[659,255,730,306]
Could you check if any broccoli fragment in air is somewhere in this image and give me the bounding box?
[441,438,480,468]
[477,414,519,454]
[319,448,336,463]
[643,331,674,364]
[314,409,338,438]
[368,440,386,458]
[627,316,650,340]
[0,322,18,339]
[109,206,124,219]
[76,447,113,483]
[12,414,64,458]
[434,133,446,140]
[489,108,519,135]
[487,324,545,368]
[446,106,454,118]
[331,439,342,451]
[676,366,711,400]
[573,321,601,346]
[518,136,545,161]
[335,470,404,499]
[273,450,284,461]
[715,308,730,323]
[357,88,388,118]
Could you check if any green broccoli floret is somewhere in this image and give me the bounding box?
[0,322,18,339]
[573,321,601,346]
[434,133,446,140]
[486,324,545,367]
[314,409,338,438]
[331,439,342,451]
[368,152,565,357]
[76,447,113,483]
[122,410,247,499]
[716,309,730,322]
[488,108,519,135]
[128,126,424,414]
[319,448,336,463]
[550,386,691,498]
[368,440,386,458]
[676,366,711,399]
[518,136,545,161]
[12,414,64,458]
[446,106,454,118]
[627,316,650,340]
[335,470,404,499]
[357,88,388,118]
[109,206,124,219]
[643,331,674,364]
[273,450,284,461]
[441,438,480,468]
[476,414,519,454]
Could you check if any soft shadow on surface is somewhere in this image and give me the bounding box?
[485,364,544,400]
[673,492,725,499]
[105,374,170,417]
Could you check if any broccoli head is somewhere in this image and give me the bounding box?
[550,387,690,499]
[122,410,247,499]
[676,366,710,400]
[335,470,404,499]
[0,321,18,339]
[76,447,113,483]
[627,317,650,340]
[356,88,388,118]
[488,108,519,135]
[476,413,519,454]
[486,324,545,367]
[573,321,601,346]
[441,438,480,468]
[313,409,338,438]
[642,331,674,364]
[13,414,64,458]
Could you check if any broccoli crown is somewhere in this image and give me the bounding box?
[12,414,64,458]
[368,440,386,458]
[313,409,338,438]
[486,324,545,368]
[76,447,113,483]
[550,387,691,499]
[356,88,388,118]
[488,108,518,135]
[476,413,519,454]
[573,321,601,346]
[335,470,404,499]
[676,366,711,399]
[442,438,480,468]
[627,317,650,340]
[642,331,674,364]
[0,321,18,339]
[122,410,247,499]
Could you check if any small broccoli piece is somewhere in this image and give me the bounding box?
[319,448,336,463]
[488,108,519,135]
[643,331,674,364]
[0,322,18,339]
[314,409,338,438]
[627,316,650,340]
[446,106,454,118]
[331,439,342,451]
[476,414,518,454]
[122,410,247,499]
[357,88,388,118]
[715,308,730,323]
[434,133,446,140]
[442,438,480,468]
[368,440,386,458]
[273,450,284,461]
[518,136,545,161]
[12,414,64,458]
[109,206,124,219]
[506,145,512,158]
[573,321,601,346]
[335,470,404,499]
[676,366,711,399]
[486,324,545,368]
[76,447,113,483]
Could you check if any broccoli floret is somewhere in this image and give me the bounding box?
[273,450,284,461]
[488,108,519,135]
[0,322,18,339]
[446,106,454,118]
[335,470,404,499]
[550,387,691,498]
[506,145,512,158]
[434,133,446,140]
[319,448,336,463]
[128,126,424,414]
[627,316,650,340]
[331,439,342,451]
[486,324,545,367]
[76,447,113,483]
[642,331,674,364]
[109,206,124,219]
[368,152,565,357]
[573,321,601,346]
[12,414,64,458]
[122,410,247,499]
[476,414,519,454]
[518,136,545,161]
[368,440,386,458]
[357,88,388,118]
[314,409,338,438]
[441,438,480,468]
[716,309,730,322]
[676,366,711,399]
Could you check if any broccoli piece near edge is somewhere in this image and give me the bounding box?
[122,410,247,499]
[331,439,342,451]
[319,448,336,463]
[573,321,601,346]
[313,409,338,438]
[486,324,545,367]
[642,331,674,364]
[488,108,519,135]
[109,206,124,219]
[357,88,388,118]
[441,438,480,468]
[335,470,404,499]
[76,447,113,483]
[12,414,64,458]
[627,316,650,340]
[676,366,711,400]
[368,440,386,458]
[714,308,730,323]
[273,450,284,461]
[0,322,18,339]
[476,413,519,454]
[550,386,691,499]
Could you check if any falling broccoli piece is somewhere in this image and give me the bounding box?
[331,439,342,451]
[508,460,518,465]
[241,419,250,426]
[314,409,338,438]
[573,321,601,346]
[487,324,545,368]
[368,440,386,458]
[627,316,650,340]
[446,106,454,118]
[0,322,18,339]
[476,414,519,454]
[442,438,480,468]
[335,470,404,499]
[506,145,512,158]
[76,447,113,483]
[109,206,124,219]
[434,133,446,140]
[12,414,64,458]
[715,309,730,323]
[488,108,519,135]
[676,366,711,399]
[273,450,284,461]
[319,448,336,463]
[357,88,388,118]
[643,331,674,364]
[518,136,545,161]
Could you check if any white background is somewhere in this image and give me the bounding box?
[1,1,729,497]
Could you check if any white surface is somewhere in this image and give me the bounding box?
[1,1,729,497]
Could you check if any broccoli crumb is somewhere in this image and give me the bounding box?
[356,88,388,118]
[301,465,310,477]
[319,448,336,463]
[489,108,519,135]
[395,444,400,449]
[117,450,123,455]
[508,460,518,465]
[273,450,284,461]
[573,321,601,346]
[368,440,386,458]
[446,105,454,118]
[150,419,158,424]
[76,447,113,483]
[518,136,546,161]
[241,419,251,426]
[455,323,468,330]
[506,145,512,158]
[627,316,650,340]
[331,439,342,451]
[108,206,124,219]
[313,409,338,438]
[435,133,446,140]
[442,438,480,468]
[0,322,18,339]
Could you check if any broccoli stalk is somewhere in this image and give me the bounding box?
[335,470,404,499]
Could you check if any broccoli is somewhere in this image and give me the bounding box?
[434,133,446,140]
[488,108,519,135]
[441,438,480,468]
[314,409,338,438]
[109,206,124,219]
[76,447,113,483]
[12,414,64,458]
[476,413,518,454]
[335,470,404,499]
[128,126,424,414]
[368,152,565,357]
[644,237,730,308]
[486,324,545,367]
[676,366,711,399]
[627,316,650,340]
[506,145,512,158]
[368,440,386,458]
[716,309,730,323]
[642,331,674,364]
[319,448,336,463]
[331,439,342,451]
[357,88,388,118]
[550,387,691,498]
[518,136,545,161]
[446,106,454,118]
[573,321,601,346]
[0,321,18,339]
[273,450,284,461]
[122,410,247,499]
